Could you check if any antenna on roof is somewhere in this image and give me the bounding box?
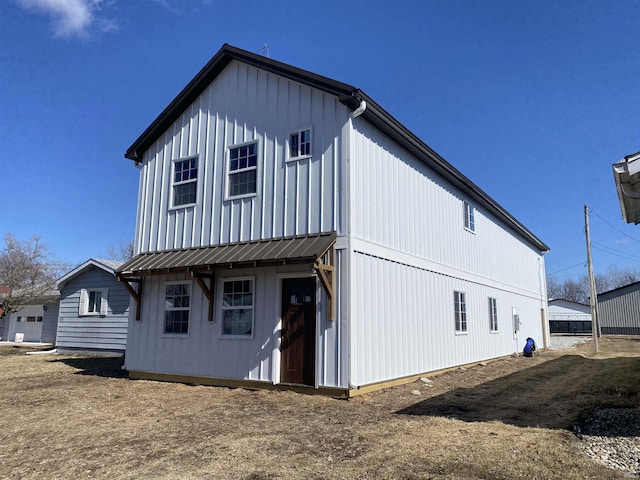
[259,43,270,58]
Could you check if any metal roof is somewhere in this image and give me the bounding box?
[124,43,548,253]
[116,232,336,277]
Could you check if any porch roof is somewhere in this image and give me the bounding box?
[116,232,336,277]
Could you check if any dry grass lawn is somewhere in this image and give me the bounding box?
[0,337,639,479]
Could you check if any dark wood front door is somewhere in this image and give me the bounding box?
[280,277,316,386]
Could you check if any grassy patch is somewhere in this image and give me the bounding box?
[0,337,638,479]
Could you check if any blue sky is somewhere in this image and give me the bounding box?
[1,0,640,280]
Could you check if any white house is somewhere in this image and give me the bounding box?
[117,44,549,396]
[56,259,129,352]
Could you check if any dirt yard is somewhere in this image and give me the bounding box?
[0,338,639,479]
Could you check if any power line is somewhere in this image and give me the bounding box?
[589,207,640,245]
[591,243,640,263]
[547,262,585,276]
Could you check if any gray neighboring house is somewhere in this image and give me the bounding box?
[0,291,60,343]
[598,281,640,335]
[547,299,592,335]
[56,259,129,352]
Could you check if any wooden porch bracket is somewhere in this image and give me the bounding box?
[313,242,335,321]
[117,276,142,321]
[191,271,215,322]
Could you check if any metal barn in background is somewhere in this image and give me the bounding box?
[598,281,640,335]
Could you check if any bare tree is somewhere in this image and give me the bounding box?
[547,265,640,303]
[107,240,134,263]
[0,234,68,314]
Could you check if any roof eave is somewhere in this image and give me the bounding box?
[346,91,549,253]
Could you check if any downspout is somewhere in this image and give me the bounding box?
[346,99,366,390]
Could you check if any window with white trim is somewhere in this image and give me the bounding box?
[288,128,311,160]
[454,291,467,333]
[17,316,43,322]
[489,297,498,332]
[172,157,198,207]
[464,201,475,232]
[164,283,190,334]
[79,288,108,316]
[222,278,254,337]
[228,142,258,198]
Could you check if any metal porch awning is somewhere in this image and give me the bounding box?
[117,232,336,276]
[115,232,337,322]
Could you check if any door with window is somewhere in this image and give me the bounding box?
[280,277,316,386]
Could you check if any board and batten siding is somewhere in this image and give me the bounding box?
[57,268,129,351]
[134,60,347,254]
[125,254,349,388]
[598,283,640,335]
[348,118,547,387]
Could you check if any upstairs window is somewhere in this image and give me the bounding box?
[79,288,108,316]
[228,142,258,198]
[489,297,498,332]
[164,283,190,335]
[172,157,198,207]
[454,291,467,333]
[288,128,311,160]
[464,201,475,232]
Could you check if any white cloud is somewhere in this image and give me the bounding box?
[16,0,114,38]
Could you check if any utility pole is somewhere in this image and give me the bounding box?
[584,204,599,352]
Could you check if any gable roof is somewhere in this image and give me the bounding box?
[125,43,548,253]
[56,258,124,290]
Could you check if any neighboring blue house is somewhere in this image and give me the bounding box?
[56,259,129,352]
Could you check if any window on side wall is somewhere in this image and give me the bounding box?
[489,297,498,332]
[222,278,254,337]
[227,142,258,198]
[172,157,198,207]
[79,288,108,316]
[464,201,475,232]
[288,128,312,161]
[164,283,190,335]
[454,291,467,333]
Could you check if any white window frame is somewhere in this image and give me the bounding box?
[79,288,108,316]
[287,127,312,161]
[163,281,191,336]
[489,297,498,333]
[226,140,259,200]
[171,156,199,209]
[464,201,475,232]
[221,276,255,338]
[454,290,468,334]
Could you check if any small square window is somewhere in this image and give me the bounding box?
[228,142,258,198]
[288,128,312,160]
[172,157,198,207]
[464,201,475,232]
[79,288,108,316]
